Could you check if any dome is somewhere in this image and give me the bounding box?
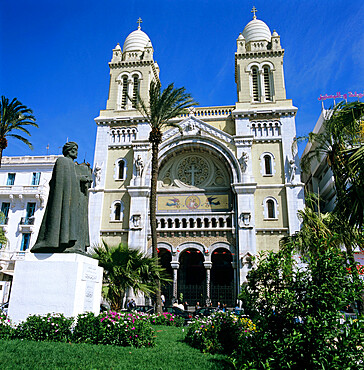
[123,29,152,52]
[242,18,271,43]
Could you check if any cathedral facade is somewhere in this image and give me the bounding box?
[89,13,304,306]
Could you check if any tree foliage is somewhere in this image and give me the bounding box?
[0,96,38,167]
[301,101,364,228]
[237,239,364,369]
[91,241,171,311]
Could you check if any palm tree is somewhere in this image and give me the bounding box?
[91,241,171,311]
[0,96,38,167]
[301,101,364,227]
[281,193,363,257]
[136,81,197,313]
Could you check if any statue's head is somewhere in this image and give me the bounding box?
[62,142,78,159]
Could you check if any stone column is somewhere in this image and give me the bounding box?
[171,261,180,303]
[204,261,212,306]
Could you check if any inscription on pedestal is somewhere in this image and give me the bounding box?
[84,281,95,311]
[82,263,100,283]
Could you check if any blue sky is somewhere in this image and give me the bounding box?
[1,0,363,164]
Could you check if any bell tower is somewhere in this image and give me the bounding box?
[235,8,287,109]
[106,18,160,112]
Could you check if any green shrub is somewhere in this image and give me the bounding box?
[0,311,14,339]
[73,312,102,344]
[185,312,256,354]
[149,312,184,327]
[14,313,73,342]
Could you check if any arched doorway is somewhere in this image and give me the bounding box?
[211,248,235,306]
[158,248,173,306]
[178,248,205,306]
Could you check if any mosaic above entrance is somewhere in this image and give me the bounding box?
[157,194,230,211]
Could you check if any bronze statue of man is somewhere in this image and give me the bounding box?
[31,142,93,254]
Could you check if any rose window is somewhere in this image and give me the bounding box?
[177,156,209,186]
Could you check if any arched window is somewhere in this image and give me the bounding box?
[267,200,275,218]
[132,75,139,108]
[251,67,260,102]
[121,76,128,108]
[263,66,272,101]
[114,158,127,181]
[110,201,124,221]
[118,161,125,180]
[263,197,278,220]
[114,203,121,220]
[264,155,272,175]
[260,152,275,176]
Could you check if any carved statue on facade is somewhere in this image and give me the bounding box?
[31,142,93,254]
[289,159,297,183]
[135,155,144,177]
[93,165,102,187]
[239,152,249,173]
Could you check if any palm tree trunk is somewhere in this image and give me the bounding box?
[0,148,3,168]
[150,141,163,313]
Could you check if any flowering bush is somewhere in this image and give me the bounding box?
[149,312,184,327]
[14,313,73,342]
[0,311,13,339]
[98,311,154,347]
[185,312,256,354]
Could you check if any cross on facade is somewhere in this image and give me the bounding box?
[186,165,200,186]
[137,17,142,29]
[251,6,257,19]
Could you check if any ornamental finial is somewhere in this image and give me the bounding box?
[251,6,257,19]
[137,17,142,30]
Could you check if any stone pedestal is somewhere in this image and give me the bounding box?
[8,253,103,324]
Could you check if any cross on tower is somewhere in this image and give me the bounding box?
[251,6,257,19]
[137,17,142,29]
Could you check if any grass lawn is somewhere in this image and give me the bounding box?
[0,325,232,369]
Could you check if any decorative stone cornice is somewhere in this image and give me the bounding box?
[235,49,284,60]
[108,60,154,68]
[232,183,257,194]
[233,136,254,146]
[233,107,298,118]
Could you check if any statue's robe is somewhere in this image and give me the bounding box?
[31,157,92,254]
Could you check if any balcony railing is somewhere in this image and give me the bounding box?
[20,217,35,225]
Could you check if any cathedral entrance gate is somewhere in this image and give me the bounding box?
[178,248,205,306]
[211,248,235,307]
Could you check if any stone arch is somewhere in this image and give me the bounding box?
[158,136,241,184]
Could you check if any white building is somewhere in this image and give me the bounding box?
[301,108,364,278]
[89,11,305,306]
[301,109,336,212]
[0,155,59,303]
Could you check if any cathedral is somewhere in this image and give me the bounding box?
[89,10,304,306]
